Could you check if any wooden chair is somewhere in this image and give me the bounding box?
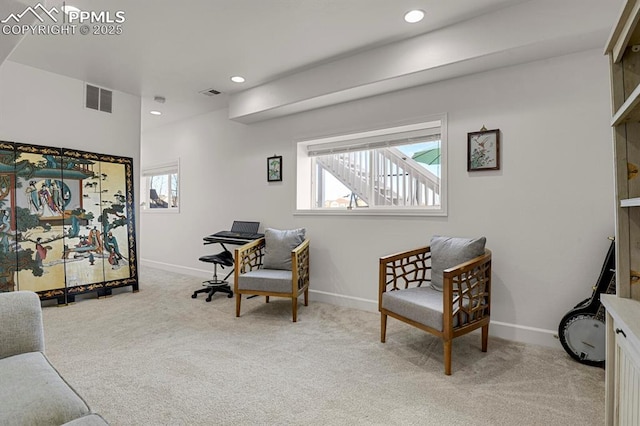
[234,236,310,322]
[379,240,492,375]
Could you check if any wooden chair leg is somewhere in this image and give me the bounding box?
[235,293,241,317]
[304,287,309,306]
[444,340,452,375]
[481,324,489,352]
[292,296,298,322]
[265,296,270,303]
[380,314,387,343]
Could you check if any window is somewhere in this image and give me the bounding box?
[141,160,180,212]
[296,116,446,216]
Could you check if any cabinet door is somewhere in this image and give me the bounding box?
[615,330,640,426]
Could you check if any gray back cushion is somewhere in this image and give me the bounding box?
[263,228,306,270]
[430,235,486,291]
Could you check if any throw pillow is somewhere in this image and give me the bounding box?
[263,228,306,270]
[430,235,486,291]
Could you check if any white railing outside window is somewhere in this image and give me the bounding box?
[296,116,447,216]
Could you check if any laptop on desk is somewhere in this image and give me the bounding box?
[212,221,264,240]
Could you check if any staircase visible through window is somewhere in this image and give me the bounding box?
[296,116,447,215]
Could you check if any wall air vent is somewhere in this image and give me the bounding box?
[199,88,221,96]
[85,84,112,113]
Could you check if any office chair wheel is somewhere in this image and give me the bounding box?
[191,293,197,299]
[227,292,233,298]
[206,296,212,302]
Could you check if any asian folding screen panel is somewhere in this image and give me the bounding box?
[0,141,138,303]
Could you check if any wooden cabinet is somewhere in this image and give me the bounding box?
[602,296,640,425]
[607,0,640,301]
[604,1,640,424]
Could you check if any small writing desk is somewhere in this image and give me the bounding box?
[204,234,262,248]
[202,232,264,280]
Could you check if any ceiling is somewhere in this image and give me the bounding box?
[0,0,620,129]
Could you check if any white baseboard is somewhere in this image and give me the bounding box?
[142,260,561,349]
[488,320,560,349]
[309,289,561,349]
[309,289,378,313]
[141,258,213,279]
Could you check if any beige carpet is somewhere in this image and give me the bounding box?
[42,267,605,425]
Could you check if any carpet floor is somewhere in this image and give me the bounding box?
[41,267,605,425]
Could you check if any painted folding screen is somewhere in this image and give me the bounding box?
[0,141,138,303]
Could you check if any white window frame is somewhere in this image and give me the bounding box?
[141,159,180,214]
[295,115,447,217]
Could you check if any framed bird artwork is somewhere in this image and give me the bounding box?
[467,128,500,171]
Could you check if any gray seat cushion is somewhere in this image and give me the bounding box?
[0,351,91,425]
[382,286,445,330]
[382,287,477,330]
[238,269,293,294]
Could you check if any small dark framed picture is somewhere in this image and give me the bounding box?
[467,129,500,171]
[267,155,282,182]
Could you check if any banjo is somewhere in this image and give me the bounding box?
[558,238,616,368]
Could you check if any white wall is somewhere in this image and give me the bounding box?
[141,48,614,347]
[0,61,140,157]
[0,60,142,256]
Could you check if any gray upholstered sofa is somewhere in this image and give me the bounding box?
[0,291,108,425]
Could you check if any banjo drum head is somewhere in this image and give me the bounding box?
[561,314,605,363]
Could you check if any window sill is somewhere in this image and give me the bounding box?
[294,208,446,217]
[141,208,180,214]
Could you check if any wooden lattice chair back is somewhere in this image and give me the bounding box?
[379,236,491,375]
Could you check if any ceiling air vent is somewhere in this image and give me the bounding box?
[85,84,112,113]
[199,88,221,96]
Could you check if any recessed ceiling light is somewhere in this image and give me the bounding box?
[404,9,425,23]
[150,111,162,116]
[231,76,245,83]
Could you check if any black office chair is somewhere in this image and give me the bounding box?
[192,250,234,301]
